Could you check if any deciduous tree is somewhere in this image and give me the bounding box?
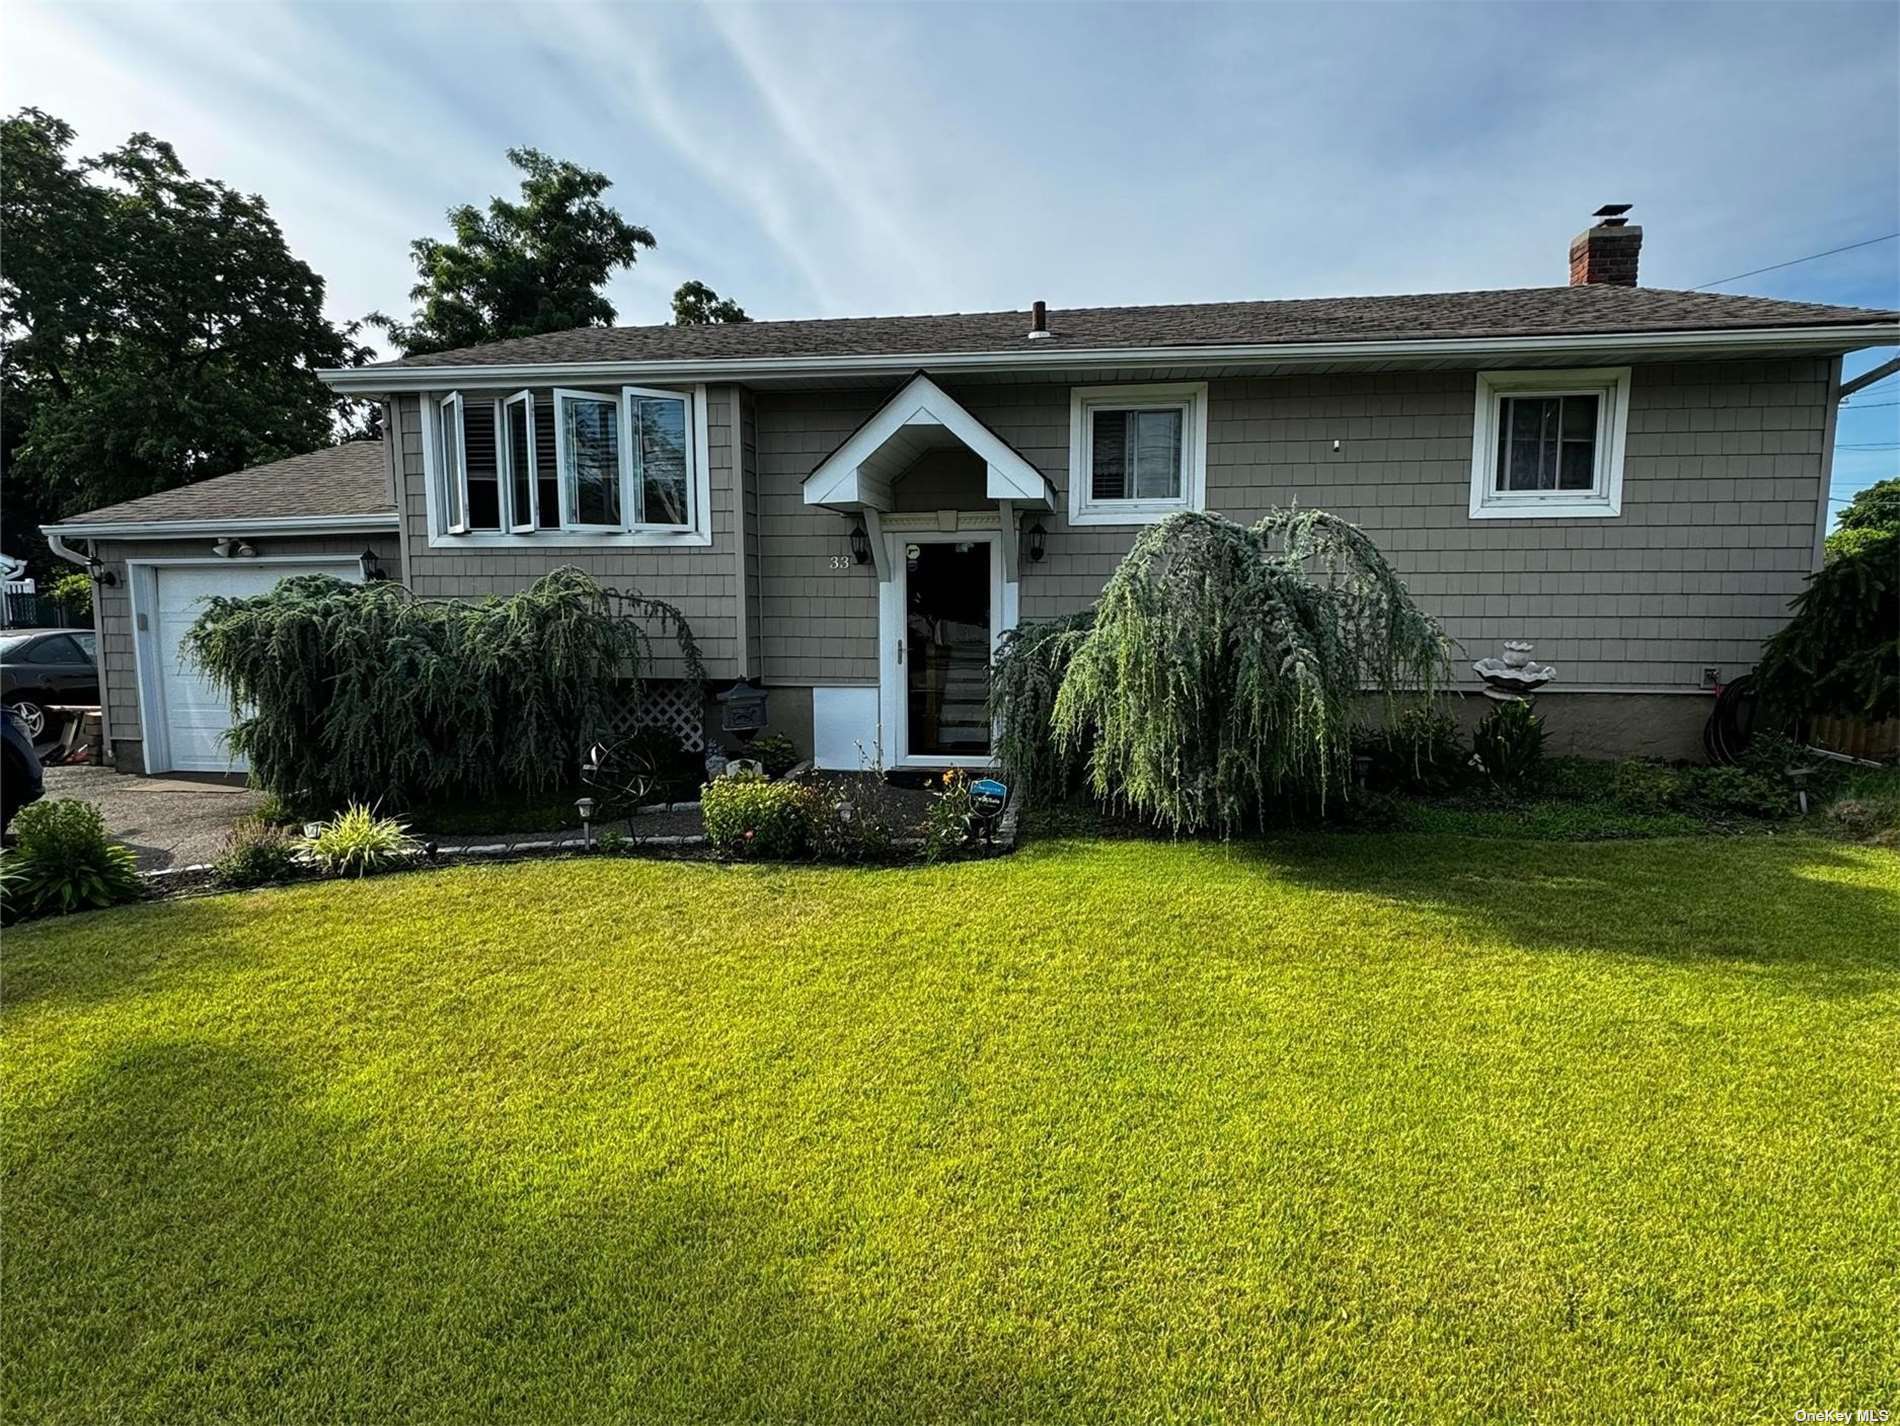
[374,148,655,356]
[672,280,750,325]
[1,109,368,568]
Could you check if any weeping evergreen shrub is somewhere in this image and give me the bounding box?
[989,609,1094,806]
[186,567,702,812]
[1040,509,1453,835]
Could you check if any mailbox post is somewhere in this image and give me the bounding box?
[716,679,770,739]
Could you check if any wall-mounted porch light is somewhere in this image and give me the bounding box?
[211,537,258,559]
[1026,521,1048,563]
[86,557,118,588]
[360,547,388,582]
[848,521,872,566]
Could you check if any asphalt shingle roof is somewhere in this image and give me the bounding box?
[56,441,393,527]
[380,286,1898,369]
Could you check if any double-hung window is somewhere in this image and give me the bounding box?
[1469,368,1631,519]
[427,384,704,543]
[1068,382,1208,525]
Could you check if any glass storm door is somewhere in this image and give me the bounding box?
[903,541,991,757]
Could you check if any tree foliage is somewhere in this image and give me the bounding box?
[184,568,703,813]
[672,280,751,325]
[1756,526,1898,724]
[375,148,655,357]
[0,109,371,567]
[1825,476,1899,562]
[1025,510,1452,834]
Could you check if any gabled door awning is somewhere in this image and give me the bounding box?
[801,373,1055,513]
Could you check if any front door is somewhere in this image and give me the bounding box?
[903,540,992,758]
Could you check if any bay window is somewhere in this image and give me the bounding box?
[425,383,707,544]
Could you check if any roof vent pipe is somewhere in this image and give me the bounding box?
[1027,300,1051,340]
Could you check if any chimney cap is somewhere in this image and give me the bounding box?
[1592,202,1634,227]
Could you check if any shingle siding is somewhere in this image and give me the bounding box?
[383,358,1829,700]
[390,388,744,680]
[750,358,1830,693]
[754,389,887,684]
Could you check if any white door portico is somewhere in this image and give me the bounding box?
[802,373,1054,767]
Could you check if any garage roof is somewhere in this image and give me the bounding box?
[46,441,396,534]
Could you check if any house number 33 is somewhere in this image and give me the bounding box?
[828,555,851,569]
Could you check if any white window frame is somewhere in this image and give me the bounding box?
[1468,367,1631,520]
[1067,382,1208,526]
[502,390,537,534]
[624,384,698,530]
[420,384,713,548]
[434,392,468,535]
[553,387,627,533]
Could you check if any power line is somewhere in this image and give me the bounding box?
[1690,232,1900,290]
[1836,442,1900,450]
[1840,400,1900,409]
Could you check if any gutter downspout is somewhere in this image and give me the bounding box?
[1814,356,1845,572]
[47,532,115,767]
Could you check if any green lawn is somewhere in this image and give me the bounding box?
[4,835,1896,1423]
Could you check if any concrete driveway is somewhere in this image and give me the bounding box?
[41,765,263,871]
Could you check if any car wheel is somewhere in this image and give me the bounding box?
[6,700,46,741]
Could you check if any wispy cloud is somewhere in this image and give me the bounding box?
[6,0,1894,332]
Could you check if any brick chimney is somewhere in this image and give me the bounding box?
[1569,204,1642,286]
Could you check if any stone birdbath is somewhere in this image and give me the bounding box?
[1472,640,1556,703]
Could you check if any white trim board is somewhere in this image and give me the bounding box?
[802,373,1053,512]
[46,514,398,538]
[319,322,1900,394]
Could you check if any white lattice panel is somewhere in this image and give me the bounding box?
[605,680,704,751]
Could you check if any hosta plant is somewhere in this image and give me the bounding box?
[2,799,143,920]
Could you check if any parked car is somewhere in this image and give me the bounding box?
[0,628,99,743]
[2,705,44,831]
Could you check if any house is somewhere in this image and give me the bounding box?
[46,210,1899,776]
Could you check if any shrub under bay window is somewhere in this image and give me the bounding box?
[427,384,707,544]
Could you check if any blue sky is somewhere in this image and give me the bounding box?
[6,0,1896,519]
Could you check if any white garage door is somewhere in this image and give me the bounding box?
[148,562,361,773]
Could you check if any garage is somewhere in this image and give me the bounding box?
[133,560,365,773]
[38,441,402,776]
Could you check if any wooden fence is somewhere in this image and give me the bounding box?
[1808,714,1900,763]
